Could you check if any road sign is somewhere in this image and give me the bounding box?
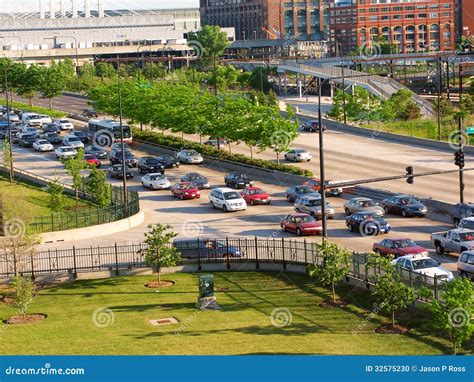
[466,127,474,135]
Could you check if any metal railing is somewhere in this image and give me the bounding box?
[0,238,448,301]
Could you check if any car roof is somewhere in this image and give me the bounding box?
[245,186,261,190]
[350,197,372,201]
[300,195,321,200]
[214,187,237,192]
[453,228,474,233]
[396,254,431,261]
[290,213,311,217]
[460,217,474,221]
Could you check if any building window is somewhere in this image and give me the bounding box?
[429,4,439,8]
[443,3,451,8]
[381,15,390,20]
[369,16,378,20]
[418,13,426,18]
[443,12,450,17]
[393,14,402,20]
[405,6,414,10]
[393,6,402,11]
[429,12,438,18]
[405,14,414,19]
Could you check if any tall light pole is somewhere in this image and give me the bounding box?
[116,55,128,205]
[436,54,442,141]
[3,65,14,182]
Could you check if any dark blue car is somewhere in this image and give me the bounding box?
[285,185,319,202]
[345,212,391,236]
[173,239,244,259]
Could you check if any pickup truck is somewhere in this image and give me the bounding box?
[431,229,474,255]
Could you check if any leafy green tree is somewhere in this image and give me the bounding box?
[308,241,352,303]
[430,277,474,355]
[38,62,68,109]
[367,254,416,328]
[47,178,65,213]
[16,65,43,107]
[95,62,116,81]
[139,224,181,285]
[142,62,167,81]
[460,94,474,117]
[12,276,35,317]
[86,168,111,208]
[437,95,454,118]
[188,25,230,65]
[62,149,90,203]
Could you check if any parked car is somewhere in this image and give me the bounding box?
[302,120,327,132]
[204,137,227,147]
[458,251,474,279]
[85,145,108,159]
[42,123,60,134]
[54,119,74,131]
[173,239,244,259]
[0,128,7,140]
[137,157,165,174]
[110,142,131,152]
[280,213,322,236]
[209,188,247,212]
[451,203,474,227]
[240,187,271,205]
[392,255,454,284]
[42,132,63,145]
[285,185,319,202]
[20,126,39,137]
[63,135,84,149]
[73,131,90,144]
[176,149,204,164]
[18,134,37,148]
[156,154,180,168]
[84,154,101,168]
[38,114,53,125]
[294,195,335,220]
[458,217,474,230]
[304,178,343,197]
[55,146,77,159]
[141,173,171,190]
[373,238,429,258]
[381,195,427,217]
[109,165,133,179]
[224,172,254,189]
[345,212,391,235]
[3,113,20,123]
[33,139,54,152]
[180,173,210,189]
[22,113,43,127]
[344,197,385,216]
[431,229,474,255]
[109,149,138,168]
[82,108,99,118]
[285,148,312,162]
[171,182,201,200]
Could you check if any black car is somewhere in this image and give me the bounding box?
[345,212,391,236]
[42,123,60,134]
[82,108,99,118]
[138,157,165,174]
[156,154,180,168]
[224,172,254,189]
[0,128,8,140]
[42,132,63,145]
[302,120,327,132]
[173,239,244,259]
[381,195,428,217]
[451,203,474,227]
[109,165,134,179]
[18,134,37,148]
[109,149,137,167]
[85,145,108,159]
[73,131,90,144]
[181,173,211,189]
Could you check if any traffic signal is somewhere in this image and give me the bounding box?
[455,150,465,168]
[406,166,414,184]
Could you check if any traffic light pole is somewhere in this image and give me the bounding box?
[459,114,465,204]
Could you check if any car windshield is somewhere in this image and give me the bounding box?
[249,189,264,195]
[68,137,81,142]
[59,120,70,123]
[150,175,165,181]
[361,214,383,221]
[359,200,376,207]
[63,147,75,152]
[394,240,417,248]
[297,187,313,194]
[459,232,474,241]
[460,220,474,230]
[185,150,198,156]
[307,199,322,207]
[400,197,420,205]
[37,140,49,145]
[237,174,250,180]
[224,192,241,200]
[295,216,316,223]
[412,258,439,270]
[85,155,96,160]
[146,159,160,165]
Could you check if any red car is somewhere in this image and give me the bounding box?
[280,213,322,236]
[372,238,429,258]
[84,154,101,168]
[171,182,201,200]
[240,187,271,205]
[304,178,343,197]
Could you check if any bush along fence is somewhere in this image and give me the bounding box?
[133,129,314,177]
[0,238,448,301]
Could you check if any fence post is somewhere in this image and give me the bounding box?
[304,239,308,264]
[197,238,201,271]
[72,246,77,279]
[434,276,438,301]
[226,237,231,270]
[254,236,259,270]
[30,255,35,281]
[114,243,119,276]
[75,209,79,229]
[282,238,286,271]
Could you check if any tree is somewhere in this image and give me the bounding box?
[2,138,13,182]
[38,62,68,109]
[12,276,35,317]
[367,254,416,328]
[307,241,352,303]
[62,149,89,203]
[16,65,43,107]
[430,277,474,355]
[47,178,65,213]
[139,224,181,285]
[460,94,474,117]
[86,168,111,208]
[95,62,116,81]
[188,25,230,64]
[437,95,454,118]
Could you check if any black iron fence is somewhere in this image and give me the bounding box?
[0,238,447,300]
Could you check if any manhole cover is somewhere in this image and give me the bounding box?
[149,317,179,326]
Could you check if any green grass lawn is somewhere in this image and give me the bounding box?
[0,272,461,355]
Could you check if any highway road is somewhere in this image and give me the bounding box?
[3,135,458,272]
[12,93,473,205]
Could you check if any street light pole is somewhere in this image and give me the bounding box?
[116,56,128,205]
[436,54,441,141]
[458,114,465,204]
[3,66,13,182]
[317,77,328,239]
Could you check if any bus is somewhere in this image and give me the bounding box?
[87,119,133,146]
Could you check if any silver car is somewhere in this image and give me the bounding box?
[344,197,385,217]
[458,251,474,279]
[177,149,204,164]
[285,148,312,162]
[294,195,335,220]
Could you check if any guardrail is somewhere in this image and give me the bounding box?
[0,238,448,301]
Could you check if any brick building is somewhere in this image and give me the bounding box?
[329,0,456,54]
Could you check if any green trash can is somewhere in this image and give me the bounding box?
[198,274,214,299]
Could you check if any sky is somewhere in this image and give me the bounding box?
[0,0,199,13]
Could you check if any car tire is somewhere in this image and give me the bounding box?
[402,210,407,217]
[435,243,445,255]
[210,202,215,209]
[453,218,460,227]
[286,194,292,202]
[296,228,302,236]
[223,205,228,213]
[345,208,351,216]
[348,225,354,232]
[250,199,254,206]
[384,206,390,214]
[179,194,184,200]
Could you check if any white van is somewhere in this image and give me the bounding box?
[22,113,43,127]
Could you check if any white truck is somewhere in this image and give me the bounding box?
[431,228,474,255]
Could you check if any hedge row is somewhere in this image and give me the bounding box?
[133,129,314,177]
[0,100,66,118]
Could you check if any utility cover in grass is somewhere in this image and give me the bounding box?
[149,317,180,326]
